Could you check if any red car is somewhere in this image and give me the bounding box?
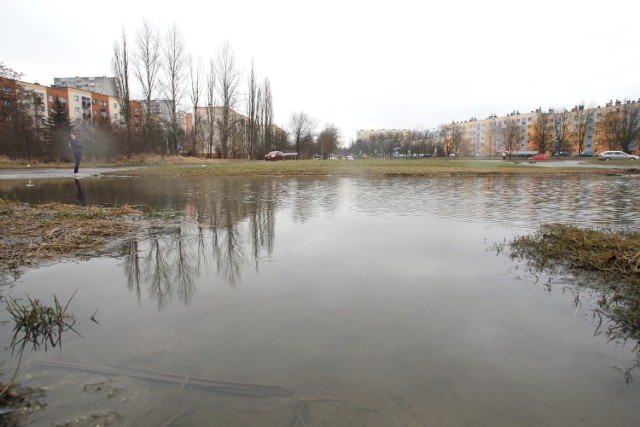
[265,151,284,161]
[528,153,548,161]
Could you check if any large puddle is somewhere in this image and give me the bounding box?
[1,174,640,426]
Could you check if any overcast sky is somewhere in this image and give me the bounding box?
[3,0,639,144]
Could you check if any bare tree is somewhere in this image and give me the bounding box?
[572,104,591,155]
[289,111,317,158]
[0,67,45,160]
[317,123,341,158]
[162,24,188,155]
[246,61,259,160]
[214,41,241,159]
[113,27,132,157]
[600,101,640,153]
[553,107,574,154]
[189,55,203,155]
[259,78,273,154]
[502,117,520,158]
[484,116,498,158]
[203,59,217,157]
[443,122,463,158]
[134,20,161,154]
[531,110,554,155]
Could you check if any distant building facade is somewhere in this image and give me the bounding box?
[53,76,117,97]
[357,100,640,157]
[356,128,410,142]
[446,100,640,157]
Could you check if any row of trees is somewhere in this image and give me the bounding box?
[112,21,342,160]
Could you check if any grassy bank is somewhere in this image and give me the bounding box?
[120,157,620,177]
[3,154,631,177]
[0,199,143,278]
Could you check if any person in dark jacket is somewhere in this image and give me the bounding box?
[68,133,83,176]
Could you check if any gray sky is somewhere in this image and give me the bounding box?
[3,0,639,144]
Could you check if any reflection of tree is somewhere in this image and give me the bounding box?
[146,237,172,309]
[218,227,244,287]
[122,227,197,310]
[119,177,321,307]
[124,240,142,303]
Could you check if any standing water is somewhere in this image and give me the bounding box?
[1,174,639,426]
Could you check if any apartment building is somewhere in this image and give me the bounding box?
[358,100,639,157]
[446,100,640,157]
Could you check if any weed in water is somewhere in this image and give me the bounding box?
[1,290,82,399]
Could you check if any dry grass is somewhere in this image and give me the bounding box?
[0,199,142,277]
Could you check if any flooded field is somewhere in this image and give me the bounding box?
[1,174,640,426]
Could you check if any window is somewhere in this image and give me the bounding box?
[74,107,80,113]
[48,95,54,102]
[92,99,97,105]
[74,95,79,102]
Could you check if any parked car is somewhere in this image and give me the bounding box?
[579,151,593,157]
[312,154,322,160]
[528,153,549,161]
[265,151,284,161]
[553,151,569,156]
[597,151,639,161]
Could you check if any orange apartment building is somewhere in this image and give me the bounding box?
[1,77,142,132]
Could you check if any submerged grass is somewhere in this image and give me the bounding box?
[509,224,640,339]
[0,199,142,278]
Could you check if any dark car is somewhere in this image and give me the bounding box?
[553,151,569,156]
[579,151,593,157]
[265,151,284,161]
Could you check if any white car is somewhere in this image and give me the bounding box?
[597,151,639,161]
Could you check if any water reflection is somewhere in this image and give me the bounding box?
[73,179,85,206]
[121,220,274,308]
[2,174,640,228]
[3,174,640,425]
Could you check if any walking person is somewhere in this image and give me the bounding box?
[68,133,83,177]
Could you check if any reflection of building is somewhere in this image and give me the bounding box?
[53,76,117,97]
